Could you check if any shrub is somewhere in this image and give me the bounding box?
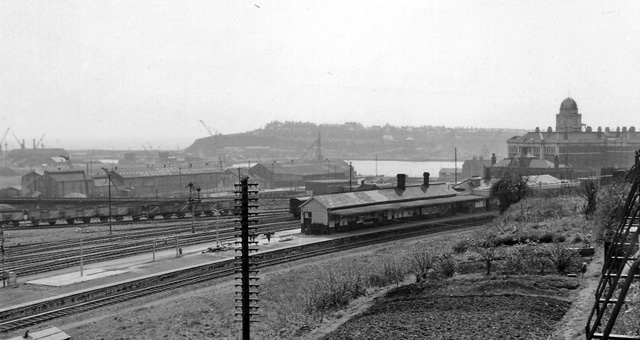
[408,241,438,283]
[528,246,552,274]
[538,232,554,243]
[546,242,580,273]
[452,239,469,254]
[437,254,457,277]
[593,183,627,242]
[502,245,528,274]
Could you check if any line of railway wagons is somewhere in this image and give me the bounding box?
[0,199,238,226]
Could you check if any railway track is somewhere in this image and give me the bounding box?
[0,214,495,333]
[3,213,298,277]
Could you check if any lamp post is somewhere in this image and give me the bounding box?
[80,226,84,277]
[349,161,353,191]
[212,208,221,247]
[1,224,5,287]
[101,168,112,235]
[272,161,276,189]
[187,182,201,233]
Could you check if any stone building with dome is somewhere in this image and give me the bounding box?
[503,97,640,176]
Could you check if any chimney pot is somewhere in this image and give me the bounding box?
[397,174,406,190]
[423,172,430,187]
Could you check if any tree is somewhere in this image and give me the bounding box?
[471,233,500,275]
[578,178,599,219]
[593,182,626,242]
[490,168,530,214]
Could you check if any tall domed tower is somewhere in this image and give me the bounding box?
[555,97,582,132]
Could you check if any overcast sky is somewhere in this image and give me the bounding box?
[1,0,639,150]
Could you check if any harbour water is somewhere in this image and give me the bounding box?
[347,160,458,178]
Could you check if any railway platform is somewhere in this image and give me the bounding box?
[1,228,332,308]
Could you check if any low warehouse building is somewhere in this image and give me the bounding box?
[299,173,490,234]
[249,160,351,188]
[110,166,230,197]
[21,169,93,198]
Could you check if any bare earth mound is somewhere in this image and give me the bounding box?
[321,275,576,340]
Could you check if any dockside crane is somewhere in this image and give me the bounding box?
[12,133,25,150]
[199,120,219,136]
[0,127,10,156]
[35,133,46,148]
[299,132,323,161]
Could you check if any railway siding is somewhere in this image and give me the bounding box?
[0,212,495,332]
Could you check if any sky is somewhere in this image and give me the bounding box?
[1,0,640,150]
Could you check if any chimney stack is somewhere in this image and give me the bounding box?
[554,155,559,169]
[423,172,430,188]
[597,127,602,139]
[491,153,496,165]
[396,174,406,191]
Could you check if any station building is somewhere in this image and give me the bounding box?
[507,97,640,174]
[299,173,491,234]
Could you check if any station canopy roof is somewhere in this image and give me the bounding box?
[328,195,485,216]
[307,182,456,210]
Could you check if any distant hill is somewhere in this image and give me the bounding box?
[185,121,526,162]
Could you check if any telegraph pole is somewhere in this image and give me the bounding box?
[234,177,259,339]
[1,224,5,287]
[101,168,112,235]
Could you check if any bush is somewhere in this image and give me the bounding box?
[593,183,627,242]
[437,254,457,277]
[502,245,528,274]
[408,242,438,283]
[546,242,580,273]
[537,232,555,243]
[528,246,552,274]
[452,239,469,254]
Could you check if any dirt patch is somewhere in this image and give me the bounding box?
[320,276,576,340]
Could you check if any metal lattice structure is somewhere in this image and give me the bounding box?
[234,177,259,339]
[586,150,640,339]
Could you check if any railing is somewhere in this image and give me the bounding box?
[585,150,640,340]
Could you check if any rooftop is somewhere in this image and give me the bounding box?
[303,182,457,210]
